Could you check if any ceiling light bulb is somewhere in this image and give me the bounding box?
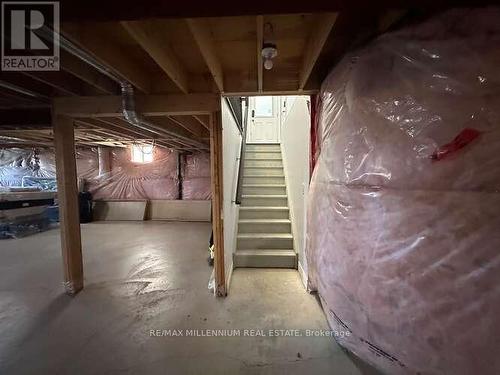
[264,59,273,70]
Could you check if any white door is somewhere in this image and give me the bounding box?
[247,96,280,144]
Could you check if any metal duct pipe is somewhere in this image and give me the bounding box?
[120,83,208,149]
[40,28,207,150]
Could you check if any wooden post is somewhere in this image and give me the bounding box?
[53,112,84,295]
[210,107,226,296]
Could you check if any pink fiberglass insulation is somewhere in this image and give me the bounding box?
[182,152,211,200]
[306,7,500,375]
[88,147,179,200]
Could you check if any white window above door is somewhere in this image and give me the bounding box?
[254,96,274,117]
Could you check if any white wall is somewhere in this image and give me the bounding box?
[222,100,242,291]
[280,96,310,287]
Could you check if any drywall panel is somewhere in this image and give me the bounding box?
[93,200,147,221]
[147,200,211,221]
[222,99,242,291]
[280,96,310,278]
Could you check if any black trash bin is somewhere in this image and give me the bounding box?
[79,192,93,223]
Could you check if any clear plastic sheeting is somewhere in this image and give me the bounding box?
[182,152,211,200]
[307,8,500,375]
[0,148,56,187]
[87,147,179,200]
[0,148,97,190]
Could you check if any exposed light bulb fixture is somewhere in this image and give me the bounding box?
[261,42,278,70]
[261,22,277,70]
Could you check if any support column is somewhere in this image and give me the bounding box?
[210,107,226,297]
[53,112,84,295]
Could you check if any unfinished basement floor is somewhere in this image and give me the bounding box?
[0,222,379,374]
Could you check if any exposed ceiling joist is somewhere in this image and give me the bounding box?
[76,117,176,149]
[169,115,208,138]
[61,51,118,94]
[186,19,224,93]
[121,21,189,94]
[193,115,210,130]
[299,13,338,90]
[0,72,53,99]
[0,108,51,127]
[146,116,208,148]
[63,26,151,93]
[22,71,84,97]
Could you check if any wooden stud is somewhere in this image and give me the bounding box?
[52,112,84,295]
[186,19,224,93]
[256,15,264,93]
[210,106,226,296]
[122,21,189,94]
[298,13,338,90]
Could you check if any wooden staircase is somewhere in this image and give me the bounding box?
[234,144,296,268]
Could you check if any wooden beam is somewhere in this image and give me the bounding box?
[54,93,219,117]
[256,15,264,93]
[210,107,226,297]
[186,19,224,93]
[52,113,83,295]
[299,13,338,90]
[121,21,189,94]
[63,26,151,93]
[61,51,118,94]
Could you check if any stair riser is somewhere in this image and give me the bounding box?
[244,160,283,167]
[238,237,293,250]
[245,152,281,159]
[242,186,286,195]
[241,197,287,206]
[238,222,291,233]
[245,144,281,152]
[243,176,285,185]
[234,254,296,268]
[239,209,289,219]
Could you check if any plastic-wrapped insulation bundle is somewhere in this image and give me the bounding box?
[306,7,500,375]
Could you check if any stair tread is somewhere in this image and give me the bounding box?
[238,233,293,239]
[244,157,282,160]
[235,249,296,256]
[243,174,285,177]
[242,184,286,187]
[240,206,288,210]
[244,166,283,168]
[245,150,281,153]
[242,194,287,198]
[239,219,290,223]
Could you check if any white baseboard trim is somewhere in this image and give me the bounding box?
[298,261,309,291]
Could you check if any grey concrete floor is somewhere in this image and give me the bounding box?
[0,222,380,375]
